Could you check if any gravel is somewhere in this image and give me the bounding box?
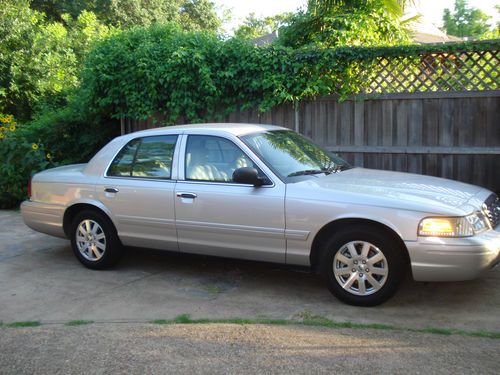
[1,323,499,375]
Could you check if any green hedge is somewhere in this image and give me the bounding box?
[80,24,500,124]
[0,108,118,208]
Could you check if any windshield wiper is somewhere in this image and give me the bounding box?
[287,169,324,177]
[322,164,349,174]
[288,164,351,177]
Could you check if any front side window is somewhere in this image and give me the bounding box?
[185,135,258,182]
[108,135,177,179]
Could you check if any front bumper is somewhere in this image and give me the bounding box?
[406,227,500,281]
[21,200,66,239]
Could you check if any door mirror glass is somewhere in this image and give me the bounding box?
[233,167,265,186]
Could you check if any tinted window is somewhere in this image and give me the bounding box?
[108,135,177,179]
[185,135,257,182]
[108,139,140,177]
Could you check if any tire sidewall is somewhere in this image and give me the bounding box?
[70,210,122,270]
[320,226,405,306]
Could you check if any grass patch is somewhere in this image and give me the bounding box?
[151,319,174,325]
[5,321,41,328]
[174,314,193,324]
[416,327,500,339]
[65,320,94,326]
[468,331,500,339]
[203,285,223,295]
[149,314,500,339]
[420,327,454,335]
[151,315,291,326]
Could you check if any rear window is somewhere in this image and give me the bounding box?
[107,135,177,179]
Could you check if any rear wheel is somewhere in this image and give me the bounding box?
[319,225,405,306]
[70,210,123,269]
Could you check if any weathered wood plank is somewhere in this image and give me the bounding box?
[303,102,312,139]
[486,96,500,147]
[353,100,365,167]
[340,101,352,146]
[407,100,423,173]
[422,98,439,176]
[381,99,393,170]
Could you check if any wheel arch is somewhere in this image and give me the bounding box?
[309,218,411,273]
[63,202,117,238]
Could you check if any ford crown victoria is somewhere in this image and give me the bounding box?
[21,124,500,306]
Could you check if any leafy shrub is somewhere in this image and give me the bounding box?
[80,24,334,123]
[278,0,410,48]
[0,114,52,208]
[0,110,118,208]
[26,105,118,164]
[0,2,111,122]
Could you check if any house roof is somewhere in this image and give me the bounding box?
[410,19,463,44]
[249,19,463,46]
[251,31,279,46]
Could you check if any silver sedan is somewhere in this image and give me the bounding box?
[21,124,500,306]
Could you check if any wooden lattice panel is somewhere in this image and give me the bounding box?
[362,50,499,94]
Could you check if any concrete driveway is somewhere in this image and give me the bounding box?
[1,210,499,374]
[1,210,499,330]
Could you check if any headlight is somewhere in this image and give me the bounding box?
[418,213,489,237]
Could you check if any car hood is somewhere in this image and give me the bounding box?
[288,168,488,215]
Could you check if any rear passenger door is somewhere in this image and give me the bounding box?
[97,134,180,251]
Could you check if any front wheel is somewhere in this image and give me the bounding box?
[319,226,406,306]
[70,210,123,270]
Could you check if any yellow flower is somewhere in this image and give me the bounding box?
[10,125,16,132]
[0,134,4,139]
[46,153,52,159]
[32,143,39,150]
[0,126,5,132]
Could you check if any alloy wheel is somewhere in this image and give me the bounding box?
[333,240,389,296]
[75,219,107,261]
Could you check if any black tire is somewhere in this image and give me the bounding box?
[70,209,123,270]
[319,225,406,306]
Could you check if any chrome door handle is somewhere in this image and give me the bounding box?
[104,187,119,193]
[176,192,197,199]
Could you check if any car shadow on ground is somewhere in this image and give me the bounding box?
[116,245,495,309]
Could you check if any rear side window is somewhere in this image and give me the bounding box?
[107,135,177,179]
[108,139,140,177]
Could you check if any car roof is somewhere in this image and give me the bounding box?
[126,123,288,138]
[85,123,290,176]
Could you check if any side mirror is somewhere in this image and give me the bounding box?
[233,167,265,186]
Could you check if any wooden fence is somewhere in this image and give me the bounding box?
[126,90,500,192]
[124,41,500,192]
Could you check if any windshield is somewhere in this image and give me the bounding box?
[241,130,350,180]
